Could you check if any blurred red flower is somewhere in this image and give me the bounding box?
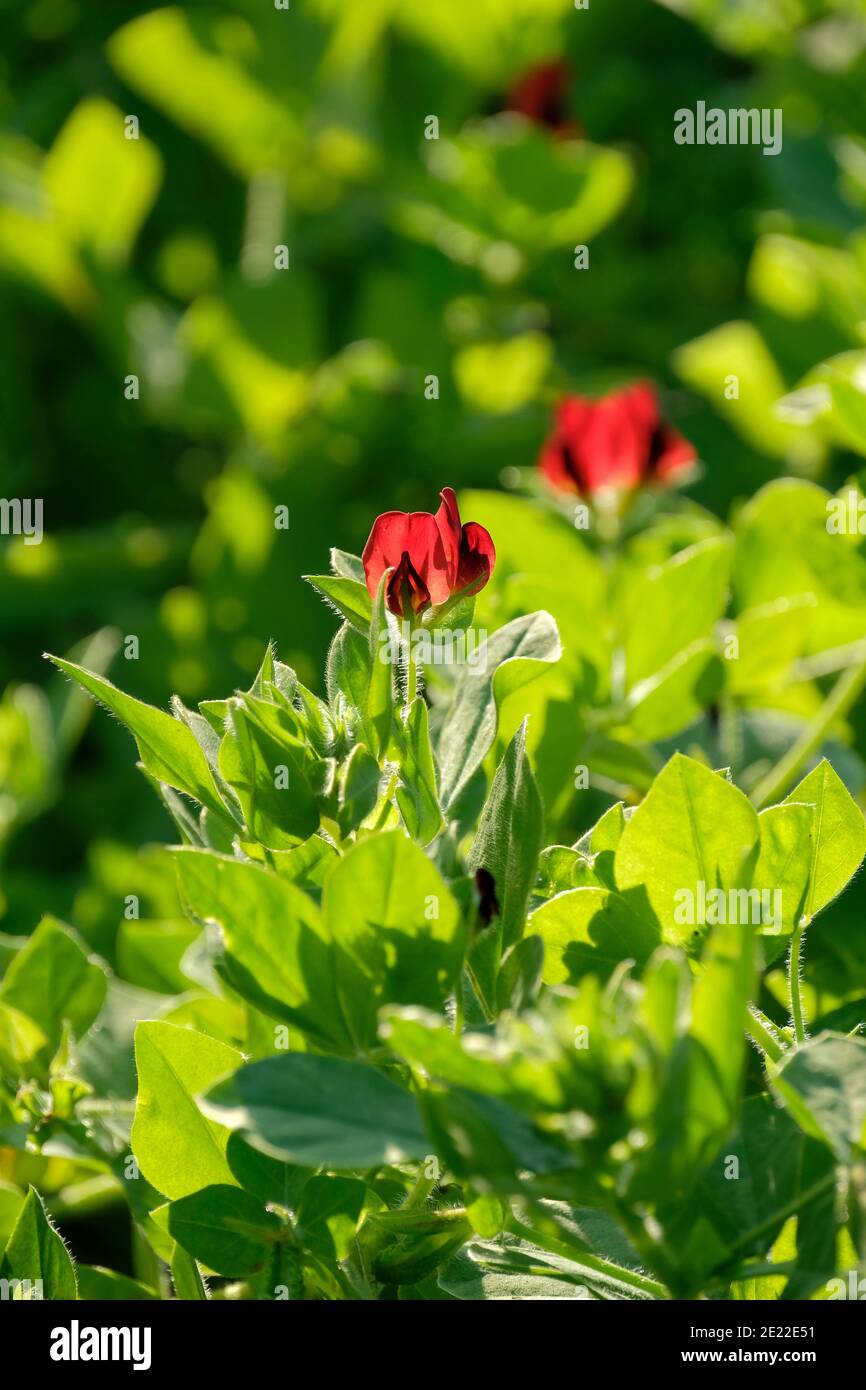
[538,383,697,496]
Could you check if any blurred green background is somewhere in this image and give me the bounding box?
[2,0,866,936]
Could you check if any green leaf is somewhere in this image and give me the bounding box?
[295,1175,367,1262]
[131,1020,242,1200]
[0,1183,24,1247]
[690,918,756,1119]
[614,753,760,946]
[497,934,544,1012]
[42,97,162,265]
[201,1054,427,1168]
[173,848,352,1054]
[733,479,866,650]
[76,1265,159,1300]
[420,1088,571,1191]
[578,735,659,797]
[753,803,813,935]
[322,830,464,1050]
[226,1133,308,1209]
[459,492,606,611]
[784,760,866,919]
[397,122,632,259]
[0,1002,49,1076]
[46,656,227,818]
[528,887,659,985]
[381,1007,565,1111]
[219,698,319,849]
[337,743,381,835]
[0,916,107,1060]
[537,846,601,896]
[436,611,561,812]
[330,548,365,583]
[0,1187,77,1299]
[325,622,376,749]
[153,1184,281,1277]
[622,537,732,689]
[108,8,299,177]
[306,574,372,633]
[394,698,443,846]
[468,720,543,951]
[633,917,755,1200]
[623,640,724,741]
[573,800,627,889]
[269,835,339,892]
[439,1239,598,1301]
[118,917,199,995]
[775,1032,866,1162]
[727,595,816,694]
[674,322,805,460]
[660,1095,836,1290]
[454,333,552,414]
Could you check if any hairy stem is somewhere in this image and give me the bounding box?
[788,920,808,1045]
[745,1004,785,1063]
[404,639,418,711]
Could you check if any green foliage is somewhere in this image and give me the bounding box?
[4,0,866,1307]
[0,1188,77,1299]
[4,575,862,1300]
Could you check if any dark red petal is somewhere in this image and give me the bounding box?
[539,436,581,492]
[434,487,462,592]
[538,395,595,493]
[649,423,697,481]
[455,522,496,598]
[386,551,431,620]
[362,509,450,603]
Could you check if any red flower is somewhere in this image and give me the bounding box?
[538,383,697,496]
[505,60,579,138]
[362,487,496,620]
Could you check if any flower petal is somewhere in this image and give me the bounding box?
[362,510,449,603]
[434,487,462,593]
[580,389,646,491]
[539,395,595,492]
[455,521,496,598]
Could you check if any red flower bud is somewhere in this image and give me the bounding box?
[538,383,696,497]
[363,487,496,619]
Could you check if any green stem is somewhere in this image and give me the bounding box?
[403,1170,437,1209]
[745,1004,785,1064]
[788,920,807,1045]
[453,972,464,1035]
[752,654,866,809]
[405,640,418,711]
